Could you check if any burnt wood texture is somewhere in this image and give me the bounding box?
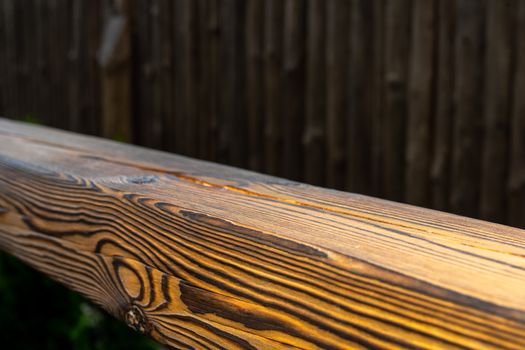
[0,119,524,349]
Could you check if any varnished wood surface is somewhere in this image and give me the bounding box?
[0,118,524,349]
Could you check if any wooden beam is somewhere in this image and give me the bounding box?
[0,118,524,349]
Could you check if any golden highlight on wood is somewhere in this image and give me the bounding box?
[0,118,524,349]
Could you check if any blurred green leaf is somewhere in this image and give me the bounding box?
[0,252,161,350]
[19,114,42,125]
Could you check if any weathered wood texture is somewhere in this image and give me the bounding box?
[0,119,525,349]
[1,0,524,229]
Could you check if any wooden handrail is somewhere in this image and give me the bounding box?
[0,118,524,349]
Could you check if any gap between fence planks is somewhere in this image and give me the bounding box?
[0,119,524,349]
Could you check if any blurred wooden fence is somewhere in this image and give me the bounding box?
[0,0,524,228]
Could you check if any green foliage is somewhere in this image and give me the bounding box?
[0,252,161,350]
[111,129,126,142]
[19,114,42,125]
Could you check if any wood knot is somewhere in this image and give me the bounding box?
[128,175,158,185]
[124,305,151,334]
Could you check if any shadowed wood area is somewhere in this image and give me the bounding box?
[0,119,525,349]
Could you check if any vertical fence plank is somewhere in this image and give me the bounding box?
[348,0,377,194]
[207,0,220,162]
[283,0,305,181]
[148,0,164,149]
[31,1,41,118]
[161,0,175,153]
[13,0,25,118]
[245,0,264,172]
[142,0,165,149]
[68,0,82,132]
[370,0,385,197]
[405,0,435,207]
[451,0,485,217]
[218,0,231,163]
[382,0,411,201]
[173,0,184,153]
[173,0,189,154]
[199,0,219,160]
[219,0,246,167]
[0,0,6,115]
[3,0,16,118]
[480,0,514,223]
[185,0,199,158]
[159,0,175,151]
[509,0,525,229]
[150,0,163,148]
[35,0,51,125]
[99,0,133,142]
[163,0,178,153]
[19,0,35,118]
[48,0,65,127]
[304,0,325,186]
[197,0,210,159]
[264,0,284,176]
[326,0,349,189]
[58,0,70,128]
[132,0,150,146]
[45,0,55,124]
[67,0,100,135]
[88,0,103,135]
[431,0,455,212]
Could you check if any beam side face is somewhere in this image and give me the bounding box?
[0,119,524,349]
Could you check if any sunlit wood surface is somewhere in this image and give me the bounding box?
[0,118,524,349]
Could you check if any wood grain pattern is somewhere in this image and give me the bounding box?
[0,119,525,349]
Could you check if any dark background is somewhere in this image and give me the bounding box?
[1,0,524,348]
